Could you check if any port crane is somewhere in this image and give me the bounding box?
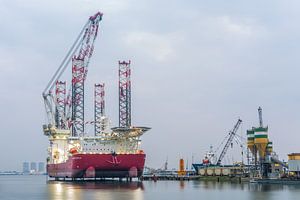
[42,12,103,136]
[216,119,242,165]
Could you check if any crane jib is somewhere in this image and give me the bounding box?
[216,119,242,166]
[42,12,103,128]
[42,12,103,96]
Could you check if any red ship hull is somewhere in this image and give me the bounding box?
[47,153,145,178]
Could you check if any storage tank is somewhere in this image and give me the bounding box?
[215,167,221,176]
[199,168,206,176]
[254,127,268,159]
[179,159,184,171]
[266,141,273,154]
[206,168,215,176]
[178,158,186,175]
[222,168,230,176]
[247,129,255,155]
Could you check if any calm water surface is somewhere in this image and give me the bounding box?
[1,175,300,200]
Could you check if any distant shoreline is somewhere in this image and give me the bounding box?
[0,172,47,176]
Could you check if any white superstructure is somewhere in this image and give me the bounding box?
[43,125,150,164]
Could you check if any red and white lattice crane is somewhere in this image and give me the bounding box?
[42,12,103,136]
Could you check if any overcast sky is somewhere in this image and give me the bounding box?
[1,0,300,171]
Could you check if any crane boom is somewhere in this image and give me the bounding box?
[42,20,89,97]
[216,119,242,165]
[42,12,103,129]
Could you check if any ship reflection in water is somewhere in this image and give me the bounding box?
[47,181,144,200]
[2,176,300,200]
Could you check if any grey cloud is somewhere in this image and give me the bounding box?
[0,0,300,170]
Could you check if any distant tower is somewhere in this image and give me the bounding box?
[94,83,105,135]
[30,162,37,173]
[164,157,168,171]
[254,107,268,159]
[55,81,66,129]
[178,158,186,176]
[22,162,30,174]
[258,106,263,127]
[38,162,45,173]
[118,60,131,127]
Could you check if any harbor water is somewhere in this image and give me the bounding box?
[1,175,300,200]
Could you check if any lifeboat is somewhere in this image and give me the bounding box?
[69,148,78,154]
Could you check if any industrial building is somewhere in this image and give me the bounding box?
[246,107,287,179]
[23,162,45,174]
[288,153,300,177]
